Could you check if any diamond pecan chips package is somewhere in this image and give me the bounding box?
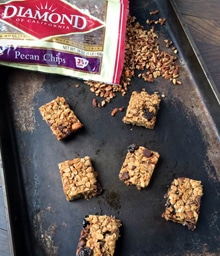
[0,0,129,84]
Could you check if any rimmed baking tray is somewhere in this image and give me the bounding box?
[0,0,220,255]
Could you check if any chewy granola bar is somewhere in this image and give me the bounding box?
[119,144,160,190]
[162,177,203,231]
[122,90,161,129]
[76,215,122,256]
[39,97,83,140]
[58,156,102,201]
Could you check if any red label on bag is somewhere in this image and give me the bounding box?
[0,0,105,40]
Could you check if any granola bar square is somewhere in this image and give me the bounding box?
[119,144,160,190]
[39,96,83,140]
[58,156,102,201]
[76,215,122,256]
[162,177,203,230]
[122,90,161,129]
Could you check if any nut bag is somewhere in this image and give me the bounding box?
[0,0,129,84]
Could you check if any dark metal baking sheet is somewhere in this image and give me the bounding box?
[0,0,220,255]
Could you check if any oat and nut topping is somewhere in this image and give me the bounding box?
[119,145,160,190]
[58,156,102,201]
[76,215,122,256]
[162,177,203,230]
[123,90,161,129]
[39,97,83,140]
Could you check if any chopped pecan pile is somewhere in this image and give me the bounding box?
[85,14,181,107]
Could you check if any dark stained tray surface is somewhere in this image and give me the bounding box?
[0,0,220,255]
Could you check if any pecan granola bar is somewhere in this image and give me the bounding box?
[58,156,102,201]
[119,144,160,190]
[39,96,83,140]
[76,215,122,256]
[162,177,203,230]
[122,90,161,129]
